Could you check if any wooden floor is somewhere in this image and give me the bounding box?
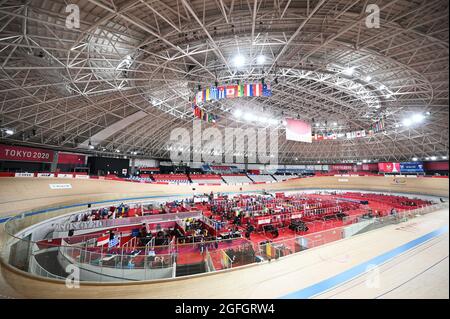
[0,177,448,299]
[314,232,449,299]
[1,208,448,299]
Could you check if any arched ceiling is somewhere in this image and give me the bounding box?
[0,0,448,163]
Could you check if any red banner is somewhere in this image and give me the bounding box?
[0,144,54,163]
[423,161,449,171]
[355,163,379,171]
[57,152,86,164]
[378,162,401,173]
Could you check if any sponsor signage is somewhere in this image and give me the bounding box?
[49,184,72,189]
[74,174,89,179]
[57,173,73,178]
[400,161,424,173]
[338,179,349,182]
[15,172,33,177]
[37,173,55,178]
[0,144,54,163]
[257,218,271,225]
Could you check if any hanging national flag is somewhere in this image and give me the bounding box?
[196,91,203,104]
[254,83,262,96]
[226,85,237,98]
[244,84,253,97]
[218,86,226,99]
[205,87,210,101]
[361,130,366,137]
[262,83,272,97]
[97,234,109,246]
[202,89,206,102]
[210,86,218,100]
[238,84,244,97]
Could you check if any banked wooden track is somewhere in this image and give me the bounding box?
[0,176,448,298]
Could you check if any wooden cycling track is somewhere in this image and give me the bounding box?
[0,176,448,298]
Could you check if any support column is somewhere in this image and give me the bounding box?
[50,151,59,172]
[130,157,136,175]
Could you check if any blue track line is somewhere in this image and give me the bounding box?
[281,225,449,299]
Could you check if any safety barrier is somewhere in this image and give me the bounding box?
[56,238,175,282]
[2,194,447,283]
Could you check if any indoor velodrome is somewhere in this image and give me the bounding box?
[0,0,449,301]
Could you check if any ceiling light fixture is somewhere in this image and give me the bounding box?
[233,109,243,118]
[243,112,255,121]
[256,55,266,65]
[232,54,246,68]
[343,66,355,76]
[268,119,278,125]
[402,118,412,127]
[411,113,425,123]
